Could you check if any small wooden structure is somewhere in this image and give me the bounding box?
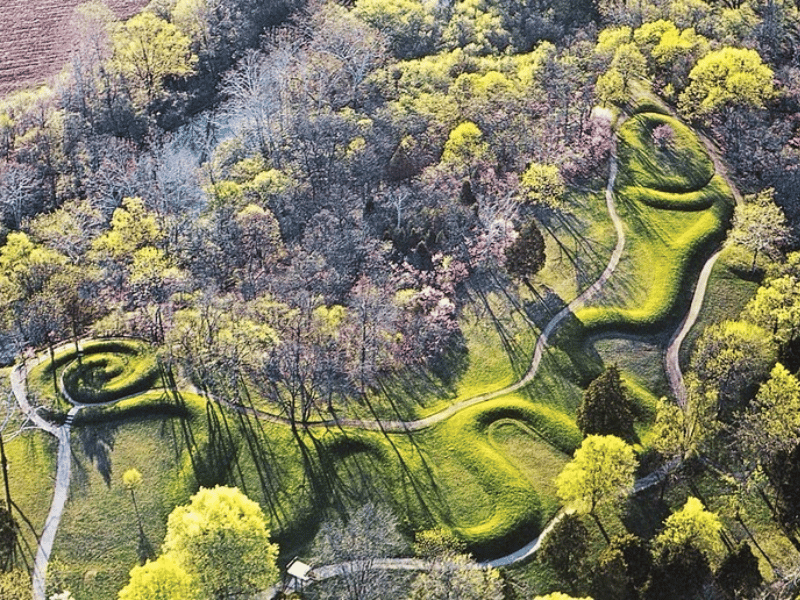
[284,558,313,593]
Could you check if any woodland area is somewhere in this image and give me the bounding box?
[1,0,800,599]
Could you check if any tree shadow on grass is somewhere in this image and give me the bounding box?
[75,421,119,487]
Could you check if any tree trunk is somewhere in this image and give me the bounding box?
[591,511,611,543]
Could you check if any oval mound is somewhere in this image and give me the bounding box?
[61,340,159,405]
[617,113,714,194]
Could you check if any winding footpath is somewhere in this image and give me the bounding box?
[8,115,735,599]
[10,358,83,600]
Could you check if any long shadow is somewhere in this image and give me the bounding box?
[75,421,119,486]
[469,281,529,379]
[340,383,442,522]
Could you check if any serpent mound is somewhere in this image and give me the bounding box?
[60,340,159,405]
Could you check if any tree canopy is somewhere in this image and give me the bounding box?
[160,486,279,600]
[555,435,637,541]
[577,365,637,442]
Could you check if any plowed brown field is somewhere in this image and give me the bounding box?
[0,0,148,96]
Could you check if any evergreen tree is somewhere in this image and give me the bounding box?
[715,543,763,600]
[505,219,546,294]
[577,365,636,442]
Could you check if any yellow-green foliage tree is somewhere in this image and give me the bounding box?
[118,556,199,600]
[91,197,164,263]
[654,497,723,559]
[110,11,197,109]
[555,435,637,542]
[679,47,775,121]
[161,486,279,600]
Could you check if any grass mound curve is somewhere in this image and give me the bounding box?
[575,113,734,335]
[617,113,714,194]
[60,339,159,405]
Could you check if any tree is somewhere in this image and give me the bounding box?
[504,219,546,294]
[353,0,437,59]
[408,552,504,600]
[726,188,791,272]
[161,486,279,600]
[555,435,637,542]
[743,274,800,362]
[690,320,777,420]
[122,468,145,548]
[642,542,711,600]
[520,163,565,209]
[91,197,164,263]
[536,512,590,593]
[577,365,637,442]
[312,503,407,600]
[715,542,763,600]
[534,594,593,600]
[441,121,490,180]
[679,47,776,121]
[653,497,723,559]
[109,11,197,110]
[738,363,800,467]
[591,533,651,600]
[118,556,199,600]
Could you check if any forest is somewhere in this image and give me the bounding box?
[1,0,800,598]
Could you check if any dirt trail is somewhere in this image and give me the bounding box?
[9,358,83,600]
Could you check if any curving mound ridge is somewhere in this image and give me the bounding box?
[60,339,159,405]
[617,113,715,195]
[575,112,734,335]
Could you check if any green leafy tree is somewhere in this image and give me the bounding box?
[441,121,490,179]
[118,556,199,600]
[520,163,565,209]
[110,11,197,109]
[714,542,763,600]
[690,319,777,420]
[642,542,711,600]
[537,512,590,593]
[592,533,651,600]
[679,47,775,121]
[161,486,279,600]
[91,197,164,263]
[577,365,637,442]
[743,274,800,358]
[726,188,791,273]
[653,497,723,559]
[354,0,437,58]
[595,68,628,105]
[414,528,467,559]
[555,435,637,542]
[504,219,546,294]
[123,469,144,532]
[738,363,800,465]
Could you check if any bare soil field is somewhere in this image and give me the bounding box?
[0,0,148,96]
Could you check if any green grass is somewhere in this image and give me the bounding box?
[576,113,735,337]
[679,244,761,366]
[616,112,715,194]
[61,351,159,405]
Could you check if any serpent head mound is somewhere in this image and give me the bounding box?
[60,340,159,405]
[617,112,715,196]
